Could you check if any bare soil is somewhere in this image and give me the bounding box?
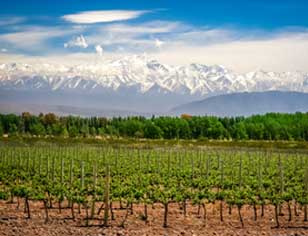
[0,200,308,236]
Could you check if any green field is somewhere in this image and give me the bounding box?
[0,139,308,228]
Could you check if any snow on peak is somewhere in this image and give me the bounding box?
[0,55,308,96]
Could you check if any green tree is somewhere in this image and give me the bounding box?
[8,123,18,136]
[68,125,79,138]
[232,122,248,140]
[207,118,227,139]
[89,126,97,136]
[21,112,32,133]
[119,119,144,137]
[98,127,105,136]
[62,127,69,137]
[106,125,119,137]
[80,123,90,137]
[144,121,162,139]
[29,123,45,136]
[51,123,66,136]
[0,123,3,136]
[177,118,191,139]
[43,113,58,126]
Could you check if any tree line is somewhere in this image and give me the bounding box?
[1,112,308,141]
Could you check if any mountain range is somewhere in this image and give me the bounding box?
[1,55,308,116]
[171,91,308,117]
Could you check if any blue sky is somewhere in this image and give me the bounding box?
[1,0,308,29]
[0,0,308,72]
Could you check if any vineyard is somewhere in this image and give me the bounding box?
[1,143,308,235]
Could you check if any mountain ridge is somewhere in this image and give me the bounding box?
[1,55,308,96]
[171,91,308,117]
[1,55,308,112]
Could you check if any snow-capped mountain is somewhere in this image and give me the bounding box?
[1,55,308,95]
[0,55,308,113]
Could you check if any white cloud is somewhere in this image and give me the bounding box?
[64,35,88,49]
[150,32,308,72]
[95,45,103,56]
[1,48,7,52]
[62,10,149,24]
[154,39,164,48]
[2,30,308,74]
[0,26,79,51]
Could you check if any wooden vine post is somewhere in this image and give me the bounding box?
[78,161,84,214]
[278,154,284,216]
[219,156,224,222]
[46,155,49,179]
[81,161,85,190]
[304,166,308,222]
[239,154,243,189]
[61,157,64,185]
[38,154,42,176]
[69,159,74,188]
[103,165,110,227]
[91,161,97,219]
[69,158,74,217]
[52,155,55,183]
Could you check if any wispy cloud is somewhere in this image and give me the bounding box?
[0,17,25,26]
[103,21,180,34]
[83,21,182,52]
[150,31,308,72]
[62,10,150,24]
[0,26,81,52]
[64,35,88,49]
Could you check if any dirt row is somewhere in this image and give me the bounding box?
[0,200,308,236]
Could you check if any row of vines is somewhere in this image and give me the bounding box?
[0,145,308,228]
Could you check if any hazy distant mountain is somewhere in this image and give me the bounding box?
[0,102,150,117]
[1,55,308,114]
[171,91,308,117]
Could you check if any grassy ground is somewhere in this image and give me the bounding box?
[1,135,308,151]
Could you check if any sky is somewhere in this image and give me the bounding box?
[0,0,308,72]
